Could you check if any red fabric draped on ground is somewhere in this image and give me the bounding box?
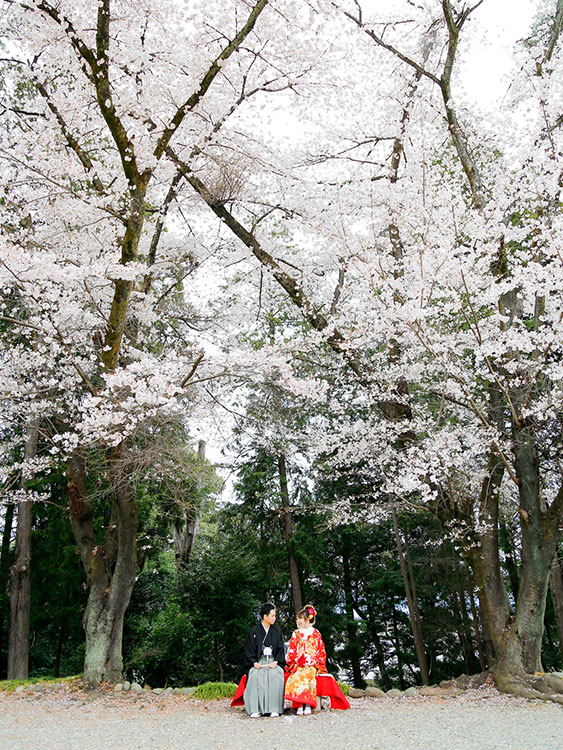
[230,673,350,710]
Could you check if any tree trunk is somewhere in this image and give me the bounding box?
[391,605,406,690]
[499,521,520,602]
[174,439,206,570]
[277,454,302,613]
[471,426,561,693]
[67,444,138,685]
[392,508,429,684]
[341,535,364,687]
[0,499,15,678]
[7,419,39,679]
[214,637,224,682]
[466,574,487,671]
[549,551,563,657]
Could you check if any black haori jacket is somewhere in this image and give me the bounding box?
[243,623,286,676]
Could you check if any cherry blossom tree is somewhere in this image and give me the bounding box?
[174,0,563,698]
[0,0,316,684]
[2,0,563,700]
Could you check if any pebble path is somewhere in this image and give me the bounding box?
[1,684,562,750]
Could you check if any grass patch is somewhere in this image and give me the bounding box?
[0,675,79,693]
[191,681,238,700]
[337,681,350,695]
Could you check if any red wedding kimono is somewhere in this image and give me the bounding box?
[284,627,327,708]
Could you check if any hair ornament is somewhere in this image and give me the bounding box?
[307,606,317,621]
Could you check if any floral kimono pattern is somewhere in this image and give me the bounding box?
[284,628,327,708]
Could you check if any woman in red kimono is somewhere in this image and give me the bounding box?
[284,604,327,715]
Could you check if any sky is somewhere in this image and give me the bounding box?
[462,0,538,107]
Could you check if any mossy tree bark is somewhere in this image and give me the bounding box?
[67,446,138,685]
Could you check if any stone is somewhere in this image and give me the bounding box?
[114,684,123,693]
[454,674,472,688]
[15,686,26,694]
[130,682,143,694]
[152,688,163,695]
[172,688,180,695]
[179,687,196,696]
[551,671,563,679]
[386,689,403,698]
[364,687,386,698]
[28,683,45,692]
[403,687,418,697]
[546,674,563,691]
[419,686,440,696]
[164,687,174,695]
[83,691,100,702]
[349,688,365,698]
[467,673,489,689]
[123,681,131,692]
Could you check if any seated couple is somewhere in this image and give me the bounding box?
[243,602,326,718]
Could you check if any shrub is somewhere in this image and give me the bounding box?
[337,681,350,696]
[192,681,238,699]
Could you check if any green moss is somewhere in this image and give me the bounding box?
[191,681,238,699]
[0,675,80,693]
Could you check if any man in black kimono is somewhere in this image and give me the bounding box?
[243,602,286,717]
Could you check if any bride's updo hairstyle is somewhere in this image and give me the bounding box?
[297,604,317,625]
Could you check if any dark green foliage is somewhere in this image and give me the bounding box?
[22,469,85,679]
[123,522,264,686]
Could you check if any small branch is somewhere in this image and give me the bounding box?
[180,352,205,388]
[34,79,105,194]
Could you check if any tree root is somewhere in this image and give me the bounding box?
[494,670,563,704]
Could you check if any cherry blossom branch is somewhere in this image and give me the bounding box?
[152,0,269,161]
[180,352,206,388]
[168,147,415,423]
[33,79,105,195]
[544,0,563,64]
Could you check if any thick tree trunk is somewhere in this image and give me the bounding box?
[174,439,206,570]
[549,551,563,657]
[466,574,487,671]
[471,415,561,696]
[67,445,138,685]
[7,420,39,679]
[499,522,520,602]
[278,455,302,614]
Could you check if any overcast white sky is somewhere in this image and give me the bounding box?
[462,0,538,107]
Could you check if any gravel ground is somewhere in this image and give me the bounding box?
[1,684,562,750]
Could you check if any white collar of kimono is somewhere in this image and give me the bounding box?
[299,626,314,636]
